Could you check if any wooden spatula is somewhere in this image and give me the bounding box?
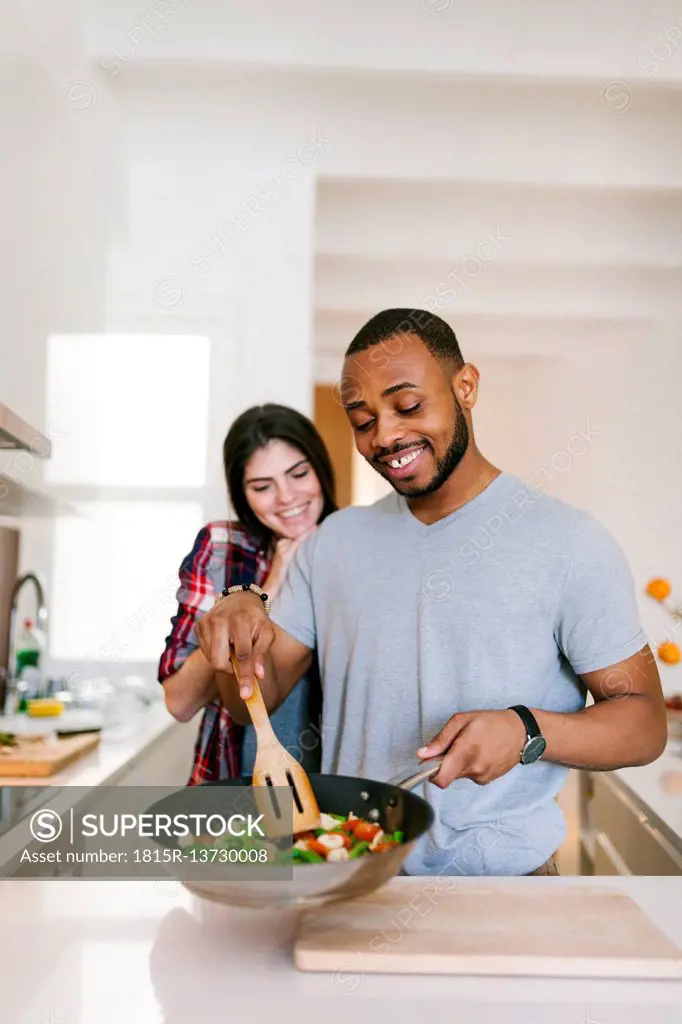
[229,654,320,837]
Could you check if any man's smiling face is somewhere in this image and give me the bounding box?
[341,332,471,498]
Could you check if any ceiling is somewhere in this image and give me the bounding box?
[79,0,682,83]
[8,0,682,370]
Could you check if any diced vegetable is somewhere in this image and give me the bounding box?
[371,841,399,854]
[293,847,325,863]
[319,812,343,830]
[369,829,385,850]
[315,833,346,852]
[327,847,349,862]
[352,821,382,843]
[179,808,406,866]
[307,838,334,858]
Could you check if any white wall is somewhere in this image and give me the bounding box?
[574,332,682,667]
[352,447,392,507]
[471,355,593,507]
[85,0,682,82]
[350,354,594,511]
[0,58,320,686]
[2,6,682,695]
[106,157,317,522]
[0,45,120,678]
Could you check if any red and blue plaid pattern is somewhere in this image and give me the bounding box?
[158,521,270,785]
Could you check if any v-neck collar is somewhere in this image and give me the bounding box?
[395,471,513,535]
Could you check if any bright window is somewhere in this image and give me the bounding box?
[45,334,210,667]
[51,501,203,662]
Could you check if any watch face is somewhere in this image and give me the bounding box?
[522,736,547,764]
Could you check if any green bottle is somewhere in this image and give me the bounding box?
[16,619,41,712]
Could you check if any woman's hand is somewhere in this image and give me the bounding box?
[263,526,317,599]
[416,710,528,787]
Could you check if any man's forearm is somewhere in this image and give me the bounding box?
[534,695,667,771]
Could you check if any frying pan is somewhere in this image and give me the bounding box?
[147,758,443,910]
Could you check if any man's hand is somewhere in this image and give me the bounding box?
[195,592,275,699]
[416,710,528,787]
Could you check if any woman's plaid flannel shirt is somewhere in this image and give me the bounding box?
[158,520,270,785]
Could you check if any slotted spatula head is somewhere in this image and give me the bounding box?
[230,655,320,838]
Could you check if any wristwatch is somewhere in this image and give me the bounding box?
[217,583,270,614]
[507,705,546,764]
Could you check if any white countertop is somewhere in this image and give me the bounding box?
[2,875,681,1024]
[611,739,682,848]
[0,700,177,788]
[0,702,183,871]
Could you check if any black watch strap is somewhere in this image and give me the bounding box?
[508,704,541,739]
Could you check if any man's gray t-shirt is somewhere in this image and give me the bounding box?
[269,472,647,875]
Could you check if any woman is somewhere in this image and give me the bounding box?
[158,403,337,784]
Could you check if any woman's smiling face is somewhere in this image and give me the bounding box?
[243,439,324,539]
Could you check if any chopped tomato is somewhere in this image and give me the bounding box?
[352,822,382,843]
[306,838,331,858]
[295,831,316,844]
[371,841,399,854]
[337,820,357,834]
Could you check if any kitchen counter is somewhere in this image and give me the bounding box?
[2,875,681,1023]
[612,740,682,849]
[577,737,682,876]
[0,701,199,872]
[0,700,179,790]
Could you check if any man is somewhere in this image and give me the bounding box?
[183,309,667,876]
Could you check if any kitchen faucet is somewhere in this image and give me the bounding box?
[1,572,48,711]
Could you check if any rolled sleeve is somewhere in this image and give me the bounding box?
[555,515,648,675]
[268,532,317,650]
[158,526,217,682]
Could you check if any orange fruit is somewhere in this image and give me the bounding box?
[659,770,682,795]
[647,578,672,601]
[658,641,681,665]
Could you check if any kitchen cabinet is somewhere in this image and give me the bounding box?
[1,718,198,877]
[0,472,78,517]
[109,715,198,787]
[0,403,51,455]
[593,830,631,875]
[0,401,77,518]
[0,525,20,672]
[314,384,353,507]
[580,770,682,876]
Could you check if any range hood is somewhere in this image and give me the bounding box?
[0,402,77,518]
[0,403,51,457]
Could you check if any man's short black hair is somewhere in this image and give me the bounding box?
[345,308,464,370]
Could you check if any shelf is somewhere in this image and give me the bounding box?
[0,472,78,518]
[0,404,51,457]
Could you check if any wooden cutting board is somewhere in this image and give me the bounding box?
[0,732,100,776]
[294,880,682,979]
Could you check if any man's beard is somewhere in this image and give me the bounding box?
[384,393,469,498]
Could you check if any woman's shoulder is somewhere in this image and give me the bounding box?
[200,519,262,554]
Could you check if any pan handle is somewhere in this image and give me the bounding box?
[387,756,445,791]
